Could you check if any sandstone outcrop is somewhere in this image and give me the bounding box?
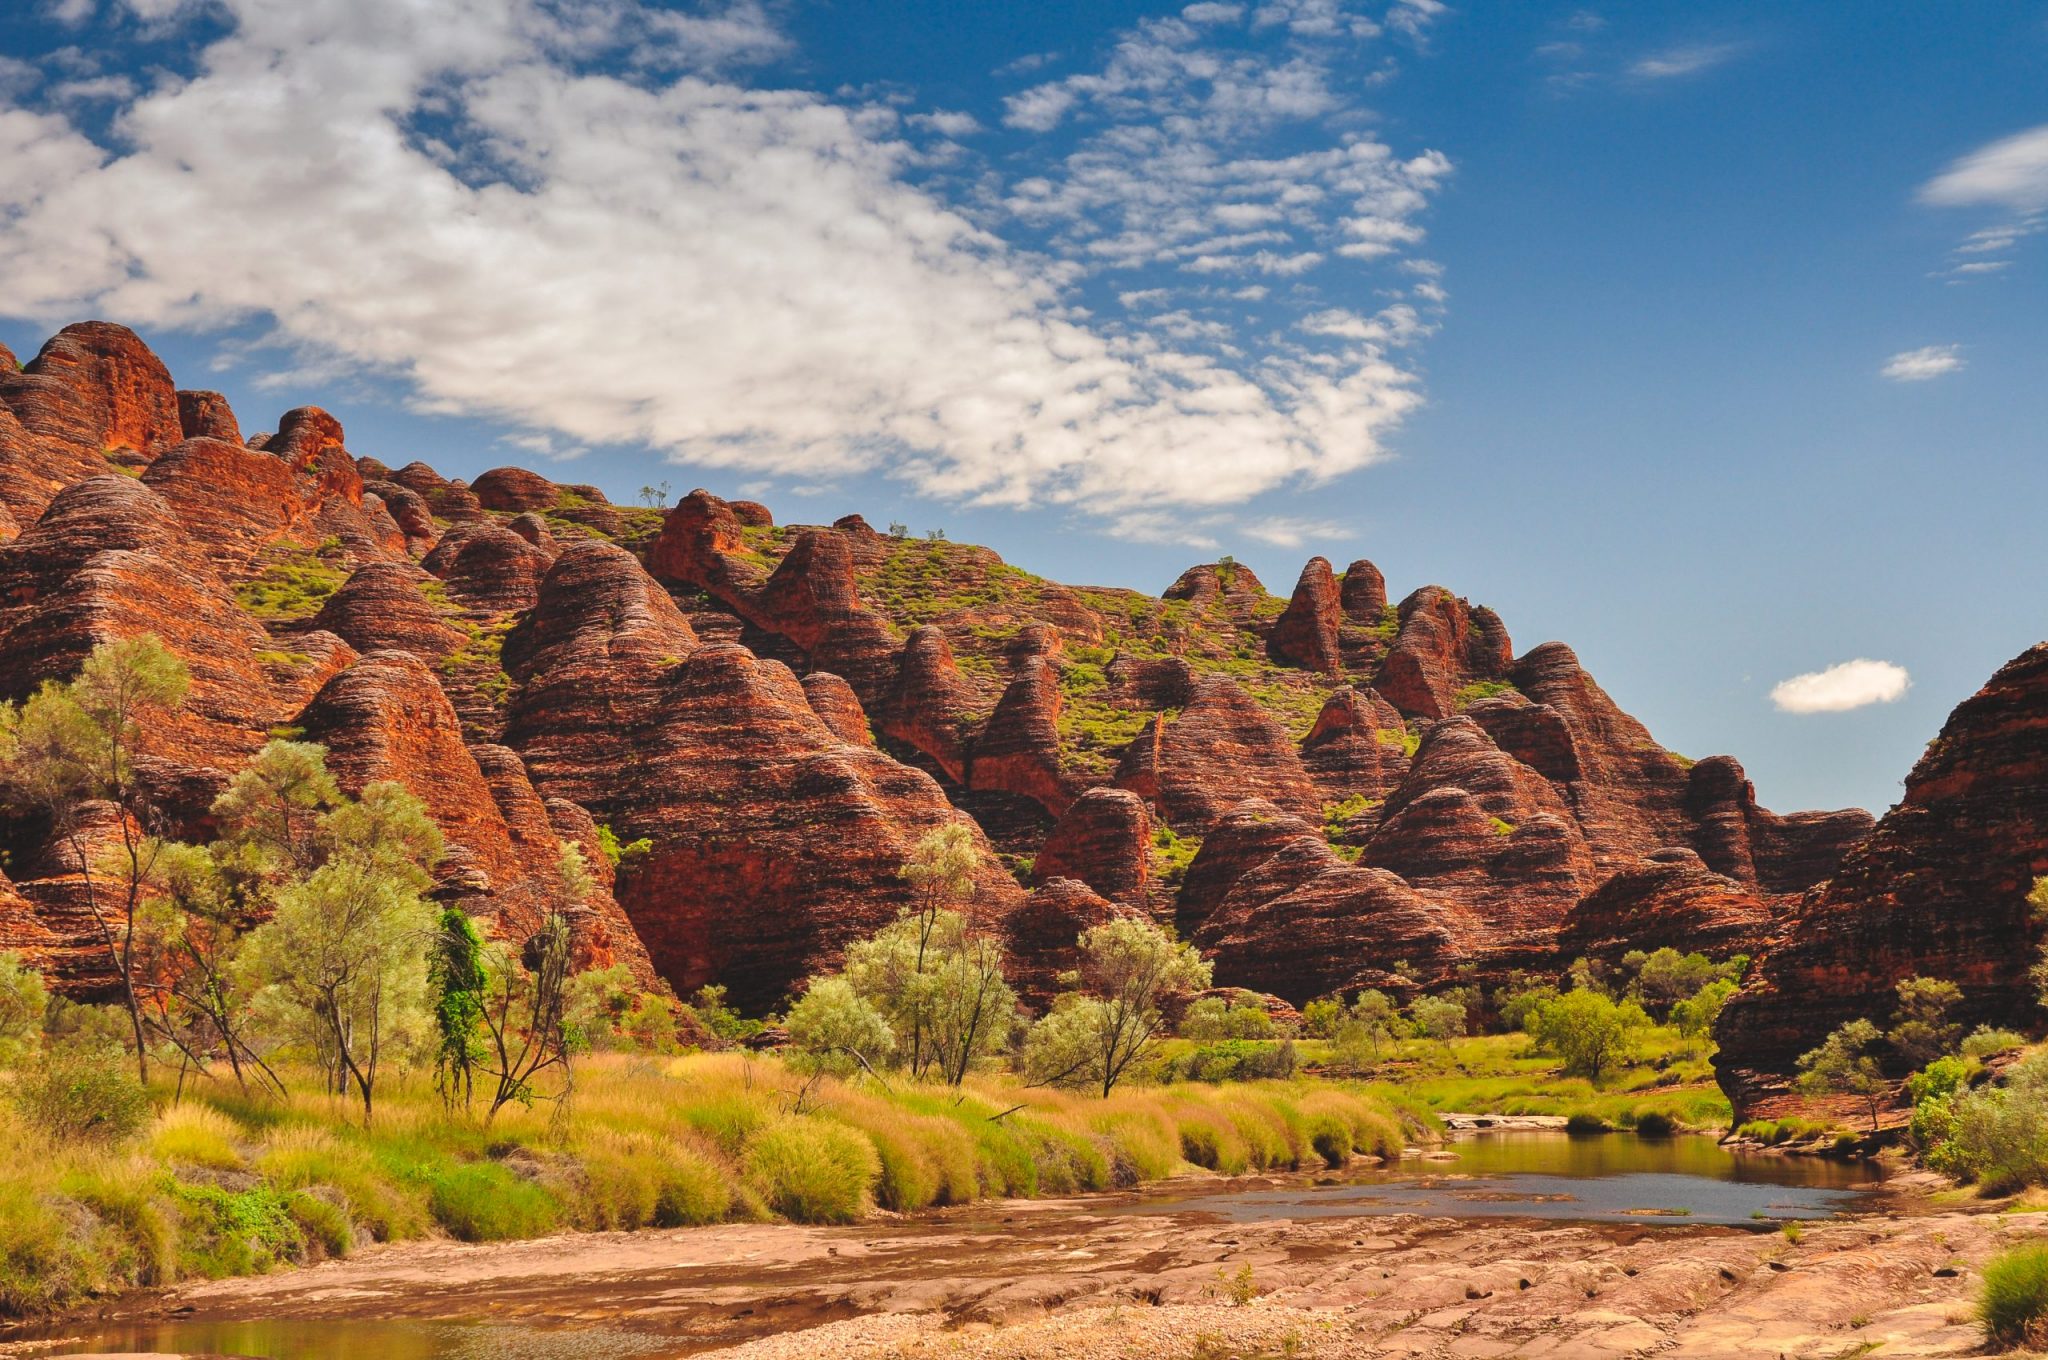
[1116,678,1319,831]
[1034,788,1152,911]
[1267,557,1343,675]
[1716,643,2048,1118]
[0,320,1895,1019]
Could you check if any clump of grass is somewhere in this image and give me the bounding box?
[151,1104,246,1170]
[743,1117,879,1224]
[1978,1243,2048,1348]
[427,1161,562,1242]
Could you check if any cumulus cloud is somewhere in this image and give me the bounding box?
[1881,345,1964,382]
[0,0,1447,516]
[1770,660,1911,715]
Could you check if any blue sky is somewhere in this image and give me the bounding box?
[0,0,2042,816]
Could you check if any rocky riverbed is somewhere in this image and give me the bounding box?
[12,1166,2029,1360]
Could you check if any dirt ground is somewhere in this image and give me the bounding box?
[9,1168,2038,1360]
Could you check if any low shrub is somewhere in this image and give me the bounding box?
[171,1182,305,1277]
[1979,1243,2048,1348]
[1565,1112,1609,1134]
[15,1049,151,1145]
[1632,1111,1676,1138]
[743,1118,878,1224]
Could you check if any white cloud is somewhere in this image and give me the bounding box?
[1240,514,1342,548]
[1108,510,1221,549]
[0,0,1439,516]
[1770,660,1911,715]
[1919,124,2048,213]
[1181,3,1245,23]
[907,109,982,138]
[1629,42,1743,79]
[1881,345,1964,382]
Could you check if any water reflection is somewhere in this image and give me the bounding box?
[1139,1131,1883,1228]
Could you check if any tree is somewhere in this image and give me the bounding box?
[0,636,190,1082]
[236,775,445,1120]
[1888,975,1964,1068]
[1529,990,1647,1081]
[1332,988,1397,1065]
[851,826,987,1077]
[844,907,1017,1084]
[1022,918,1210,1097]
[785,976,895,1081]
[1300,997,1343,1039]
[240,856,438,1120]
[1409,993,1467,1045]
[1796,1018,1889,1134]
[1628,948,1727,1018]
[473,845,596,1121]
[1671,977,1738,1042]
[135,838,284,1095]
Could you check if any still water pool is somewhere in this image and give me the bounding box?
[1140,1130,1883,1228]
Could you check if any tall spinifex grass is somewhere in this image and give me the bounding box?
[0,1053,1420,1317]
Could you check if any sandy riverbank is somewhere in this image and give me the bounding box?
[12,1166,2035,1360]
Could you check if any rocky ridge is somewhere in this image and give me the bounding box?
[0,321,1883,1024]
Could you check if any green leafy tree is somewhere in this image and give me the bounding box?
[241,856,438,1120]
[785,976,895,1081]
[1628,948,1730,1018]
[1300,997,1343,1039]
[1795,1018,1888,1134]
[0,636,190,1082]
[1671,977,1738,1042]
[1888,975,1964,1068]
[1332,988,1397,1065]
[1180,996,1275,1040]
[1529,990,1647,1081]
[1022,917,1210,1097]
[1408,993,1467,1045]
[237,776,445,1120]
[135,838,283,1094]
[843,907,1016,1084]
[0,950,49,1065]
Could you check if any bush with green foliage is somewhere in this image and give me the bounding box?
[1528,990,1647,1082]
[1918,1051,2048,1192]
[13,1045,151,1144]
[1964,1026,2030,1060]
[1179,996,1276,1041]
[1023,917,1212,1096]
[1794,1018,1889,1134]
[1408,993,1467,1044]
[0,951,47,1064]
[1331,989,1398,1066]
[1300,997,1343,1039]
[1671,977,1737,1041]
[1888,975,1964,1068]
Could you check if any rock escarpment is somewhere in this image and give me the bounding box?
[1715,643,2048,1118]
[0,319,1896,1020]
